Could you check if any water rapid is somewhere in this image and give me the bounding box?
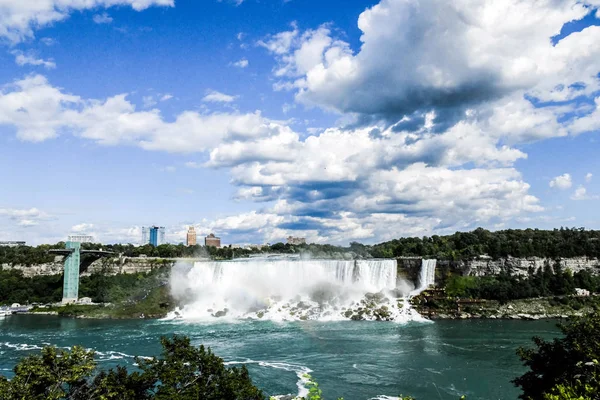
[167,256,433,322]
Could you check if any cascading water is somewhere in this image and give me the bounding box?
[166,256,431,323]
[412,259,436,295]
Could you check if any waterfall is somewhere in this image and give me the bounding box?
[412,259,436,295]
[166,256,434,323]
[166,256,411,321]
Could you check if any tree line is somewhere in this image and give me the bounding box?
[2,227,600,266]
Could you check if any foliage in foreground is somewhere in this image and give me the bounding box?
[514,311,600,400]
[0,335,264,400]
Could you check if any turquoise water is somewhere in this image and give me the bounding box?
[0,315,560,400]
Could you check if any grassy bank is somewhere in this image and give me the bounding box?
[29,285,173,319]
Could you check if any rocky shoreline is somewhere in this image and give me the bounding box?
[414,295,596,321]
[20,293,598,322]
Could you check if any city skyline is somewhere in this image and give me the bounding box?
[0,0,599,246]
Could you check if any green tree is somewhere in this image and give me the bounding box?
[514,312,600,400]
[0,335,265,400]
[0,346,96,400]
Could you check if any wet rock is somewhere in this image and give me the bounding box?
[213,309,228,318]
[365,292,387,302]
[297,301,311,310]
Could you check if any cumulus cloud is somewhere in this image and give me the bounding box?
[231,58,249,68]
[571,185,599,201]
[0,72,553,241]
[71,223,94,232]
[0,75,275,149]
[0,0,173,42]
[549,173,573,190]
[92,12,113,24]
[202,90,238,103]
[586,173,593,183]
[0,207,49,227]
[12,50,56,69]
[261,0,600,131]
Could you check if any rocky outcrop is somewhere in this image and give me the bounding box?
[397,256,600,280]
[1,257,201,277]
[448,256,600,277]
[1,259,63,277]
[5,255,600,278]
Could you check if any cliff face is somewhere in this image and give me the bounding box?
[1,257,200,277]
[397,256,600,280]
[448,256,600,276]
[4,256,600,278]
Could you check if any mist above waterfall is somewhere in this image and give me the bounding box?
[167,256,430,322]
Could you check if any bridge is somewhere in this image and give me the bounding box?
[49,242,114,304]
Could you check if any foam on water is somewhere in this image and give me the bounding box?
[166,256,436,322]
[225,359,312,398]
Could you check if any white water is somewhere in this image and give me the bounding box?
[412,259,436,295]
[167,256,434,322]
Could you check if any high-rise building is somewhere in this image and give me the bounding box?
[0,241,25,247]
[142,226,165,246]
[186,227,197,246]
[287,236,306,245]
[205,233,221,248]
[68,235,94,243]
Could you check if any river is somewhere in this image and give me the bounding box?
[0,315,560,400]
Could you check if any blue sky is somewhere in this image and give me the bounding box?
[0,0,599,245]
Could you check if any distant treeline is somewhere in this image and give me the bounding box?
[1,228,600,266]
[370,227,600,260]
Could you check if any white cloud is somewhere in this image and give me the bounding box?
[202,90,238,103]
[572,185,587,200]
[92,12,113,24]
[142,95,157,108]
[0,73,548,240]
[0,207,49,227]
[586,173,593,183]
[142,93,173,108]
[71,223,94,232]
[236,32,245,41]
[258,22,298,55]
[40,37,56,46]
[549,173,573,190]
[231,58,249,68]
[0,0,174,42]
[0,75,273,149]
[261,0,600,133]
[571,185,599,201]
[184,161,202,168]
[12,50,56,69]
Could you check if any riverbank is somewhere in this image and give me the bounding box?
[412,293,600,320]
[22,293,599,322]
[27,286,172,319]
